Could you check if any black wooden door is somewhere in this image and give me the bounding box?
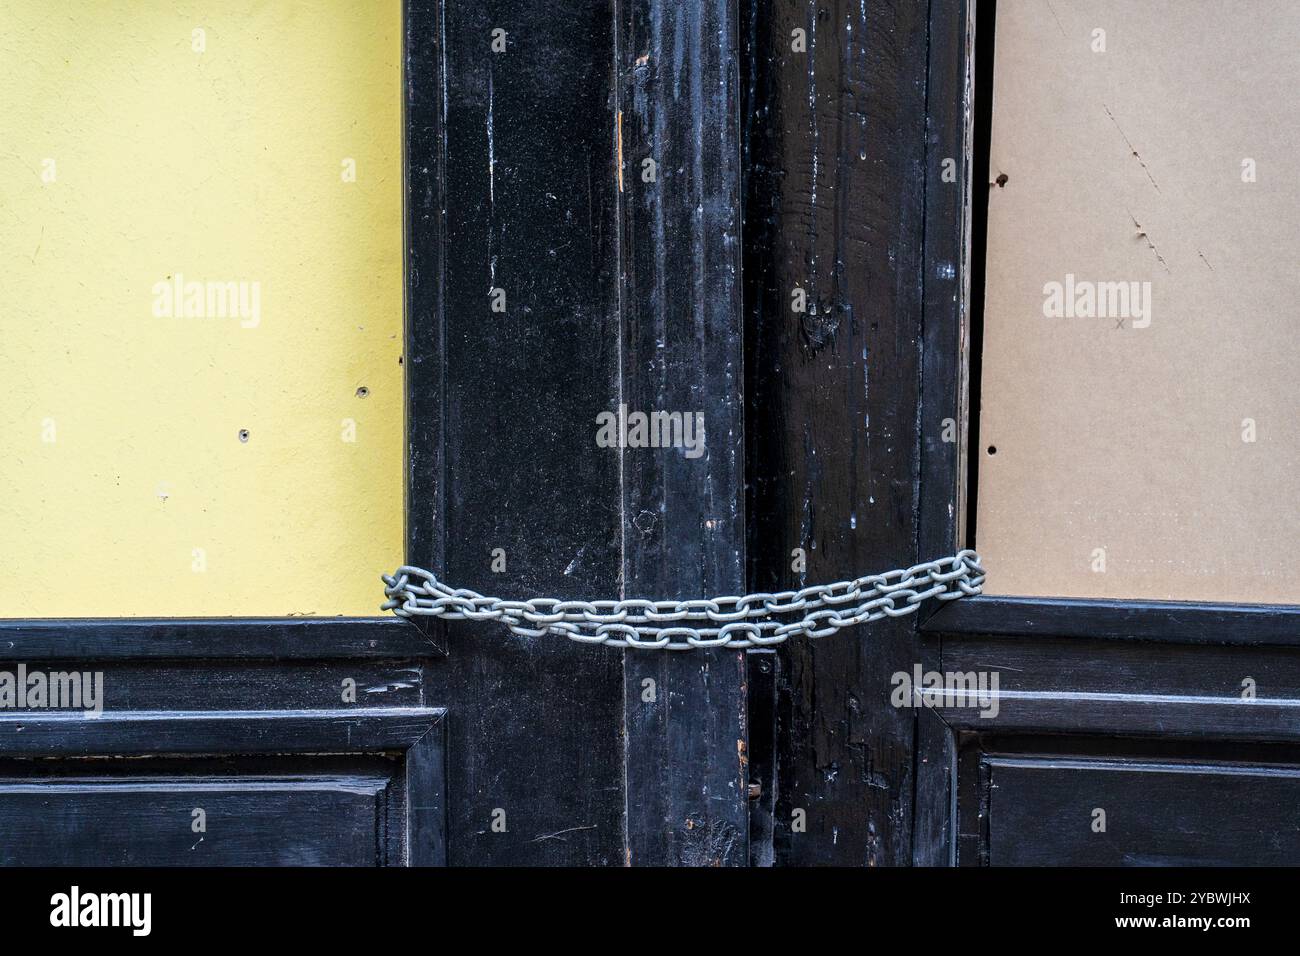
[911,0,1300,867]
[738,0,1300,869]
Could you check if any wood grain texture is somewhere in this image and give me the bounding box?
[914,0,974,869]
[743,0,931,866]
[986,756,1300,866]
[618,0,749,868]
[415,0,627,865]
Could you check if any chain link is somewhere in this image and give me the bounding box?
[381,550,984,650]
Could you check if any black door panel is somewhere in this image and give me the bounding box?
[984,756,1300,867]
[0,707,445,865]
[0,763,399,866]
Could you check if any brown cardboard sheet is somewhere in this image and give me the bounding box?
[977,0,1299,602]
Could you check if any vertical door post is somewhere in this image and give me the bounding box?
[618,0,750,866]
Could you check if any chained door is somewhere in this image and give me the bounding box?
[735,0,1300,870]
[5,0,1163,870]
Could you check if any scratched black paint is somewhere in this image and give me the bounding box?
[743,0,932,866]
[618,0,749,867]
[416,0,626,865]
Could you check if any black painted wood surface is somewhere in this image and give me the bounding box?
[925,594,1300,645]
[743,0,933,866]
[618,0,749,867]
[985,756,1300,866]
[0,618,438,660]
[417,0,626,865]
[0,701,444,865]
[0,764,397,866]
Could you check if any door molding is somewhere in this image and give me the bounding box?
[0,706,447,865]
[0,618,439,660]
[923,595,1300,645]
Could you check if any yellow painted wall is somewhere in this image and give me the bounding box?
[0,1,405,617]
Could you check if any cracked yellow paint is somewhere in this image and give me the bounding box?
[0,1,404,617]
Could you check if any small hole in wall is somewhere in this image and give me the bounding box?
[238,429,250,443]
[994,172,1008,187]
[355,386,369,398]
[987,445,997,456]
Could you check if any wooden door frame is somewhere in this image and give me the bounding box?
[741,0,935,866]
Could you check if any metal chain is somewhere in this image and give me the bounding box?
[381,550,984,650]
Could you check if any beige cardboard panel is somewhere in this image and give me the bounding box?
[978,0,1300,602]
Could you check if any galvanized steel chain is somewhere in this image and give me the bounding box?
[381,550,984,650]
